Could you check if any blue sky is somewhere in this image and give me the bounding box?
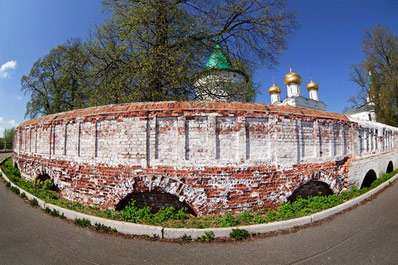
[0,0,398,137]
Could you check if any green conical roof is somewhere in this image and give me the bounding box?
[205,44,233,70]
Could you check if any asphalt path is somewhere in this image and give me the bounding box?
[1,152,397,265]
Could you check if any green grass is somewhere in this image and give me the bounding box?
[1,157,397,229]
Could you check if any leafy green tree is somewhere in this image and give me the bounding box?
[22,1,296,117]
[87,0,296,104]
[3,128,15,143]
[21,39,90,118]
[349,24,398,126]
[1,127,15,149]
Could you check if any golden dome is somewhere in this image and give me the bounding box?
[268,83,281,94]
[307,79,319,90]
[284,67,302,85]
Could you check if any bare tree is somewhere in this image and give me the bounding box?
[350,24,398,126]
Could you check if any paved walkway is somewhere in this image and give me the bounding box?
[0,152,11,160]
[1,152,398,264]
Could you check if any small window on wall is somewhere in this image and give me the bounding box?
[368,113,372,121]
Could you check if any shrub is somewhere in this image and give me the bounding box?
[277,202,295,219]
[180,234,192,242]
[119,201,153,223]
[219,212,239,227]
[119,201,189,224]
[230,228,249,241]
[103,209,118,219]
[10,186,20,194]
[265,209,278,223]
[20,192,27,200]
[195,231,215,243]
[43,179,54,190]
[73,218,91,227]
[2,159,20,177]
[5,181,11,188]
[94,223,117,233]
[29,198,38,207]
[155,206,188,223]
[253,214,266,224]
[50,209,60,217]
[237,211,253,224]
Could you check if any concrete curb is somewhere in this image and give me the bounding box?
[1,156,397,240]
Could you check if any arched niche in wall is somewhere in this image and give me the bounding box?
[287,180,334,202]
[386,161,394,173]
[360,169,377,189]
[115,190,196,216]
[35,173,60,192]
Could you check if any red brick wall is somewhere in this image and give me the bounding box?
[12,101,398,215]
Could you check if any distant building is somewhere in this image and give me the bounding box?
[194,44,248,100]
[268,67,327,111]
[344,101,376,121]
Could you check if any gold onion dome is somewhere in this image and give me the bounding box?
[307,79,319,90]
[284,67,302,85]
[268,83,281,94]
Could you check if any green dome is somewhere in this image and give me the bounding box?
[205,44,233,70]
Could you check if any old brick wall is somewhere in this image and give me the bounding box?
[12,101,398,215]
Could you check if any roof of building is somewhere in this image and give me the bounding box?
[283,67,302,85]
[284,67,302,85]
[307,80,319,90]
[344,103,374,115]
[205,44,233,70]
[268,83,281,94]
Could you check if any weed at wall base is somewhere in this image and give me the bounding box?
[10,186,20,194]
[180,234,192,242]
[73,218,91,227]
[29,198,38,207]
[20,192,27,200]
[93,223,117,233]
[195,231,215,243]
[230,228,249,241]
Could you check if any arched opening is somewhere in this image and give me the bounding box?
[116,191,196,216]
[386,161,394,173]
[360,170,377,188]
[288,180,333,202]
[35,173,59,192]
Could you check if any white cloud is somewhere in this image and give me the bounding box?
[7,120,17,126]
[16,95,22,101]
[0,117,4,123]
[0,60,17,78]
